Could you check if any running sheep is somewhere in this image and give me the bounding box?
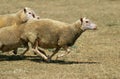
[0,7,40,55]
[0,23,28,54]
[21,17,97,61]
[0,7,39,29]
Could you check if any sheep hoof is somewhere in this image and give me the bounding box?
[56,56,59,60]
[45,56,51,63]
[44,59,51,63]
[46,59,51,63]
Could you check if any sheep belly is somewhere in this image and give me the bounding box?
[38,35,59,48]
[1,42,21,52]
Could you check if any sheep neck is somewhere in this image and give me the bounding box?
[72,21,84,37]
[66,21,84,46]
[16,10,27,24]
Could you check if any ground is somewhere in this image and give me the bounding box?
[0,0,120,79]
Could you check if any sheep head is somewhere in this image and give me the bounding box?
[19,7,40,23]
[24,7,39,19]
[80,17,97,31]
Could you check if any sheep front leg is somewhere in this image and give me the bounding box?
[20,46,29,56]
[56,46,70,59]
[20,42,31,56]
[48,47,60,60]
[0,42,3,51]
[13,48,17,55]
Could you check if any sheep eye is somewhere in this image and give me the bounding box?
[85,21,89,23]
[29,12,31,14]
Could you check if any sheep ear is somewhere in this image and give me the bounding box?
[80,18,83,22]
[80,18,83,25]
[23,8,27,13]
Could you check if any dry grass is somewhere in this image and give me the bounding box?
[0,0,120,79]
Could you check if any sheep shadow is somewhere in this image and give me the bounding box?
[0,54,100,65]
[31,59,100,65]
[0,54,42,61]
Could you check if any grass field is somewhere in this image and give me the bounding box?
[0,0,120,79]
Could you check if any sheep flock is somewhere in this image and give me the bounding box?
[0,7,97,62]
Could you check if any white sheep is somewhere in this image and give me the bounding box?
[0,7,39,29]
[21,17,97,61]
[0,7,40,55]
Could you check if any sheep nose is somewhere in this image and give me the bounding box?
[93,24,97,30]
[37,16,40,19]
[93,27,97,30]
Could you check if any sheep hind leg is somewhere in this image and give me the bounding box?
[38,47,48,57]
[32,48,48,61]
[32,40,48,61]
[56,46,70,60]
[22,33,47,58]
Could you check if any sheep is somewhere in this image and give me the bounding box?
[0,7,40,55]
[21,17,97,61]
[13,15,40,55]
[0,14,40,55]
[0,7,39,29]
[0,23,28,54]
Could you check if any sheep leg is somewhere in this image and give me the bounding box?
[32,48,48,60]
[0,42,3,51]
[20,46,29,56]
[56,46,70,59]
[32,40,48,60]
[27,34,48,60]
[48,47,60,60]
[13,48,17,55]
[26,32,37,46]
[37,47,48,57]
[23,32,48,60]
[20,42,31,56]
[33,47,48,57]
